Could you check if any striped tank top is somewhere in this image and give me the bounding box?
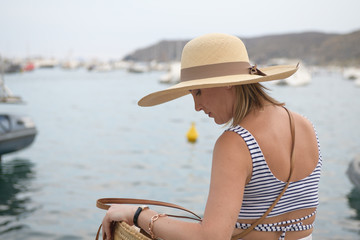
[226,125,322,219]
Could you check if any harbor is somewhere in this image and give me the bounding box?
[0,67,359,239]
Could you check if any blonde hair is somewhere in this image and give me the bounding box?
[231,83,284,127]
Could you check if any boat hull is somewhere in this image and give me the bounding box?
[0,114,37,156]
[347,155,360,190]
[0,129,37,155]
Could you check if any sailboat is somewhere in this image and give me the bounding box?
[0,78,23,103]
[0,56,23,104]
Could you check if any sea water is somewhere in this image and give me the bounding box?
[0,68,359,239]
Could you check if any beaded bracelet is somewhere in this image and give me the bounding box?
[149,213,167,239]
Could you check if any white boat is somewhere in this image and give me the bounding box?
[61,60,81,70]
[347,155,360,190]
[0,76,22,104]
[0,114,37,160]
[159,62,181,84]
[0,56,22,103]
[272,63,311,86]
[94,63,113,72]
[127,62,149,73]
[267,59,311,87]
[112,60,131,70]
[343,67,360,80]
[285,64,312,86]
[33,58,58,68]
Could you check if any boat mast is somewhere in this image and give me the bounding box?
[0,55,6,99]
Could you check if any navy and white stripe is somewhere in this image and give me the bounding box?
[226,125,322,219]
[235,211,316,240]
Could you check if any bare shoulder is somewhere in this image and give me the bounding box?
[291,111,317,137]
[215,130,250,156]
[212,130,253,182]
[289,110,320,180]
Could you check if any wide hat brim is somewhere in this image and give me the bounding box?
[138,64,298,107]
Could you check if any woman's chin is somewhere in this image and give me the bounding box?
[213,116,232,125]
[214,118,225,125]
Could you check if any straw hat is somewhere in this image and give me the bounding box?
[138,33,298,107]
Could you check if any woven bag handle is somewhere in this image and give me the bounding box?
[231,106,296,240]
[96,198,202,220]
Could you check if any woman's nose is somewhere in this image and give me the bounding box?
[190,91,202,112]
[194,100,202,112]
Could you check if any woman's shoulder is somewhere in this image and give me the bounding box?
[215,129,251,157]
[291,110,317,134]
[213,129,253,182]
[217,129,247,146]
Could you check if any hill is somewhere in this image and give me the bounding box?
[123,30,360,66]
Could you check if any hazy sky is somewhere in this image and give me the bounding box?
[1,0,359,60]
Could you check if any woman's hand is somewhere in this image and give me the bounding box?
[102,204,137,240]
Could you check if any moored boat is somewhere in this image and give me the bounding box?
[0,114,37,160]
[0,76,23,104]
[159,62,181,84]
[347,155,360,190]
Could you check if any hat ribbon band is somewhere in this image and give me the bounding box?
[181,61,266,82]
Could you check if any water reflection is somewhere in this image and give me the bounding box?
[347,187,360,220]
[0,158,36,235]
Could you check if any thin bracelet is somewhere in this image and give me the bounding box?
[149,213,167,239]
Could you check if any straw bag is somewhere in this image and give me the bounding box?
[96,108,295,240]
[113,221,151,240]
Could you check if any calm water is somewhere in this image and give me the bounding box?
[0,68,359,239]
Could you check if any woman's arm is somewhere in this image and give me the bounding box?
[200,131,252,239]
[102,131,252,240]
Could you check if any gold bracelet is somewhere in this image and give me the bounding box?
[148,213,167,239]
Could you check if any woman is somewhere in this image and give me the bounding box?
[101,33,322,240]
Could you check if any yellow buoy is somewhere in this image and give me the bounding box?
[186,122,198,143]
